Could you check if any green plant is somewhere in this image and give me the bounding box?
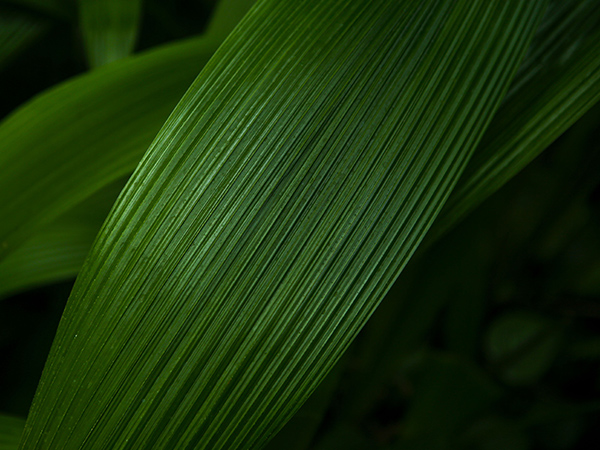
[1,0,600,449]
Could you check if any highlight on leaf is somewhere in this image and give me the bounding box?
[1,0,600,449]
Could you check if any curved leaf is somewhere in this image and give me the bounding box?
[0,0,256,262]
[19,1,545,449]
[433,0,600,238]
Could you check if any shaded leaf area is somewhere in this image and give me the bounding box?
[78,0,143,67]
[294,101,600,450]
[0,0,255,262]
[0,5,49,69]
[0,413,25,450]
[0,178,127,299]
[18,1,544,450]
[434,0,600,239]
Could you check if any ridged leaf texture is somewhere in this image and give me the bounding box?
[19,1,545,449]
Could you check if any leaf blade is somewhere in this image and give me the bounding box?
[433,0,600,238]
[19,1,545,449]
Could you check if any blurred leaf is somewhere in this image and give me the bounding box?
[0,178,126,299]
[78,0,144,67]
[18,1,545,449]
[485,312,563,385]
[0,413,25,450]
[0,7,48,69]
[431,0,600,240]
[0,0,257,261]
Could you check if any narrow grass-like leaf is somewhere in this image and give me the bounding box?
[0,0,583,268]
[3,0,589,303]
[0,0,590,265]
[0,7,48,69]
[0,0,255,262]
[78,0,143,67]
[19,1,545,449]
[0,413,24,450]
[433,0,600,238]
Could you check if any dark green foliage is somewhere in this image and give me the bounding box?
[1,1,600,449]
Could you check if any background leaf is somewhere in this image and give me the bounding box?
[0,0,256,262]
[0,6,48,70]
[433,0,600,239]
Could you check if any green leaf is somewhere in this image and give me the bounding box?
[0,36,219,259]
[78,0,143,67]
[0,0,590,284]
[0,413,25,450]
[432,0,600,238]
[206,0,258,40]
[0,178,126,299]
[0,0,255,262]
[0,6,48,69]
[19,1,545,449]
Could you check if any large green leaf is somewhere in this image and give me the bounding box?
[0,1,257,262]
[2,0,597,293]
[78,0,143,67]
[19,1,544,449]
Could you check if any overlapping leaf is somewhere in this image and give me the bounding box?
[433,0,600,238]
[0,178,127,299]
[18,1,545,449]
[0,0,255,262]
